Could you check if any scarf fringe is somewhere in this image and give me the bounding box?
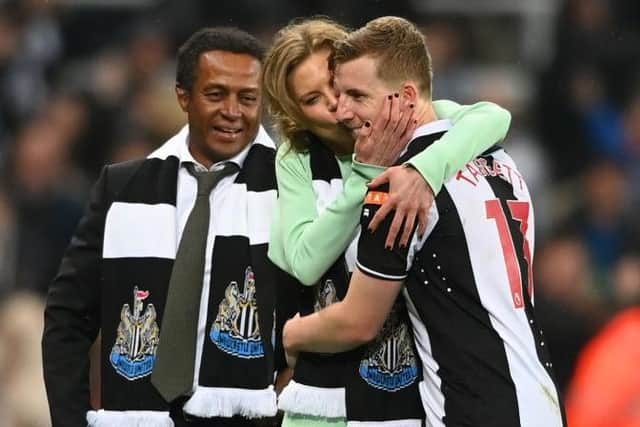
[87,410,173,427]
[347,420,423,427]
[278,380,345,418]
[183,385,277,419]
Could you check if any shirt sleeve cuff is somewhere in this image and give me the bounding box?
[351,155,386,180]
[357,260,408,281]
[404,158,443,195]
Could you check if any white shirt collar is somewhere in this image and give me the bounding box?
[396,119,453,159]
[411,119,453,141]
[178,134,252,172]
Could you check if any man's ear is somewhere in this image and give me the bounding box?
[400,82,419,106]
[176,84,189,113]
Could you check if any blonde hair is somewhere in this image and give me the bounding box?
[262,17,348,152]
[332,16,433,100]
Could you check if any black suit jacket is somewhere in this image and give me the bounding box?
[43,149,298,427]
[42,158,171,426]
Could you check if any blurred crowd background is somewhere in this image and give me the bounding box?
[0,0,638,425]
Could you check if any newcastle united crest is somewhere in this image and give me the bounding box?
[110,286,160,380]
[359,306,419,391]
[210,267,264,358]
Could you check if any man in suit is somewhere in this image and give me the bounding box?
[43,27,283,427]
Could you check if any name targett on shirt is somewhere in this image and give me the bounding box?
[455,157,525,190]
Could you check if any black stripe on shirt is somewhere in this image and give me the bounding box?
[356,183,415,281]
[406,186,521,427]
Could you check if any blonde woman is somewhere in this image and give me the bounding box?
[263,18,511,427]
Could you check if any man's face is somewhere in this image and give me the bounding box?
[334,55,394,138]
[177,50,261,167]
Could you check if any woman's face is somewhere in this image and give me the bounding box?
[289,48,353,147]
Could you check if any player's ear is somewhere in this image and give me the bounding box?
[400,82,418,105]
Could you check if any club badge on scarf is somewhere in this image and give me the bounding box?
[110,286,160,380]
[358,305,419,392]
[210,266,264,359]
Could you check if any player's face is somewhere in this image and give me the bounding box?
[177,50,261,167]
[334,55,395,138]
[288,48,353,146]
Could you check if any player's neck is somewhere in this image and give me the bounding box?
[414,101,438,128]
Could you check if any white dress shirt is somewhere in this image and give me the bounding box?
[174,137,252,392]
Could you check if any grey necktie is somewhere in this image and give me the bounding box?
[151,161,239,403]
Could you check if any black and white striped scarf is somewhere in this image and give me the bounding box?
[88,126,280,426]
[278,137,424,426]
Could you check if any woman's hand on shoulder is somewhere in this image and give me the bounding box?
[367,165,434,249]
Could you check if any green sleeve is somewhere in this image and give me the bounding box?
[268,144,383,286]
[407,100,511,194]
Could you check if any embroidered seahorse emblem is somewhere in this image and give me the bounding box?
[210,267,264,358]
[110,286,160,380]
[358,304,419,391]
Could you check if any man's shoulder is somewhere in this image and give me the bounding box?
[102,158,145,195]
[103,156,180,200]
[105,158,147,177]
[105,156,177,181]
